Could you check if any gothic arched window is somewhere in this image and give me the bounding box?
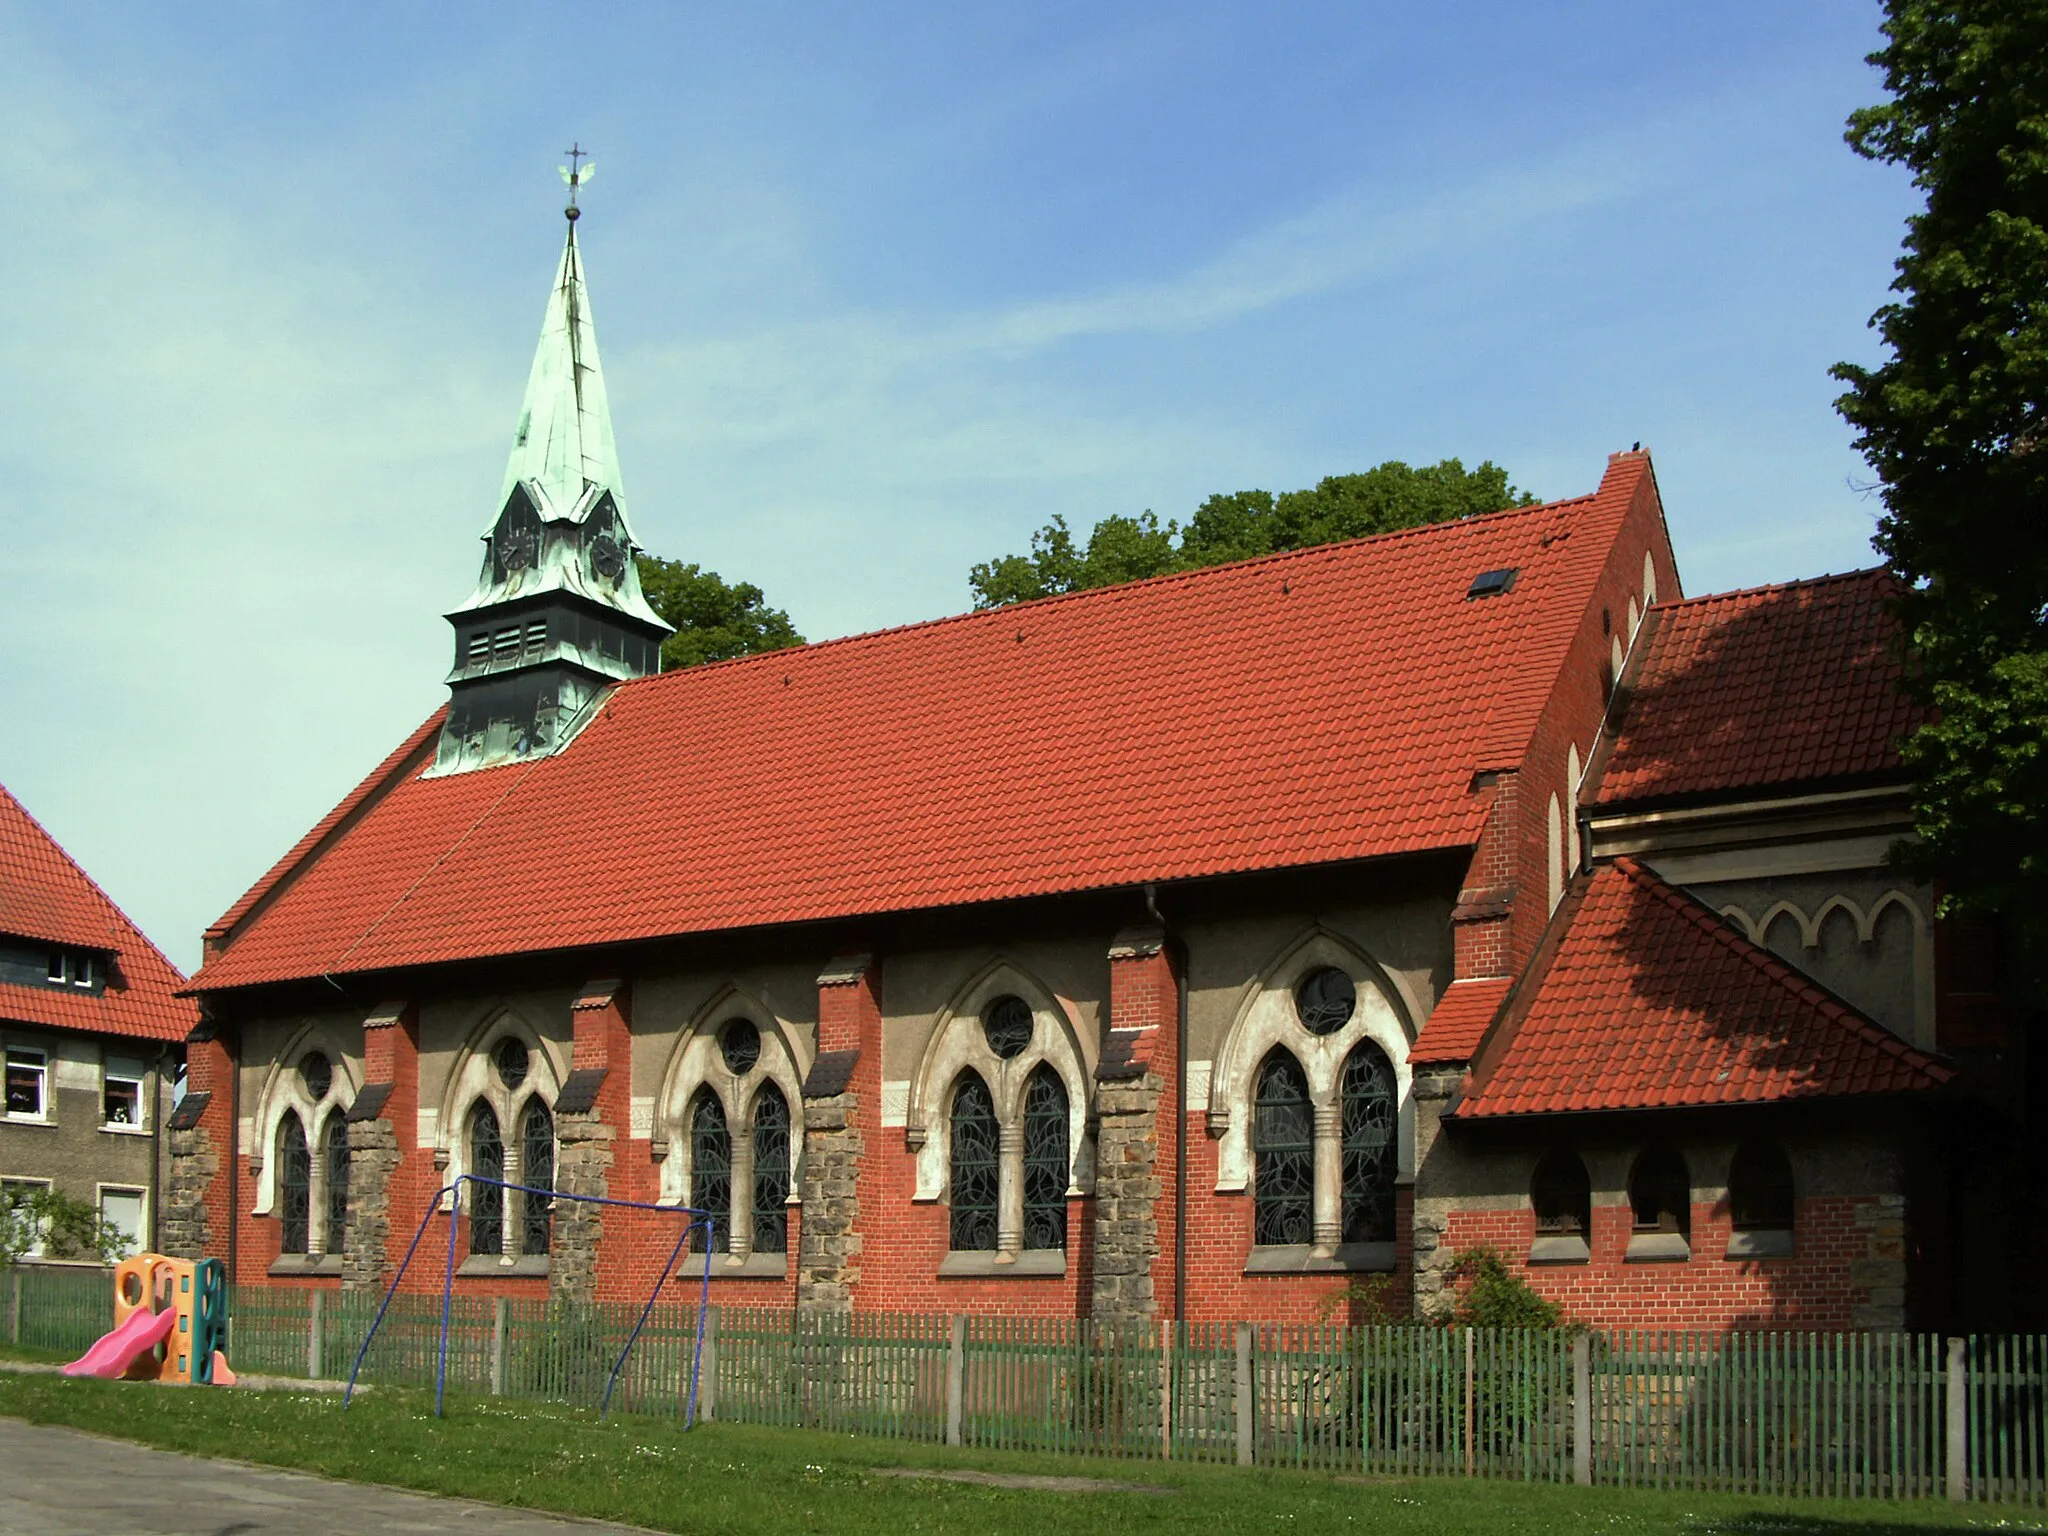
[1340,1043,1397,1244]
[1252,1050,1314,1247]
[752,1084,791,1255]
[469,1102,504,1256]
[322,1113,349,1255]
[1022,1066,1069,1251]
[688,1089,731,1254]
[520,1098,554,1257]
[1729,1141,1795,1234]
[949,1072,1000,1252]
[277,1111,310,1255]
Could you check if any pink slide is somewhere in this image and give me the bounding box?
[62,1306,177,1379]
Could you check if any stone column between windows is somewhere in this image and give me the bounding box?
[997,1121,1025,1261]
[798,953,879,1312]
[343,1000,415,1294]
[1312,1102,1343,1257]
[728,1128,756,1260]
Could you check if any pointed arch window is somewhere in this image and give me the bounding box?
[469,1103,505,1257]
[752,1085,791,1255]
[1340,1043,1396,1244]
[688,1089,731,1254]
[1253,1050,1314,1247]
[1022,1067,1069,1251]
[322,1113,350,1256]
[949,1072,1000,1252]
[277,1111,311,1256]
[520,1099,554,1257]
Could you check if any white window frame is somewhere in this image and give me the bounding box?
[4,1047,49,1122]
[96,1183,147,1259]
[2,1177,54,1258]
[101,1055,147,1132]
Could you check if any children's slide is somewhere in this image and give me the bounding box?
[62,1305,178,1379]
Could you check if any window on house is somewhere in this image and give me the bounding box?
[2,1179,51,1258]
[1531,1149,1592,1237]
[948,1072,1000,1252]
[1340,1043,1397,1243]
[1252,1049,1315,1246]
[1627,1145,1691,1261]
[982,995,1034,1058]
[5,1049,46,1118]
[44,950,97,989]
[469,1103,504,1256]
[277,1111,311,1255]
[520,1098,554,1257]
[1728,1141,1795,1235]
[688,1089,731,1254]
[300,1052,332,1101]
[102,1056,145,1128]
[719,1019,760,1074]
[99,1187,145,1259]
[751,1085,791,1255]
[493,1036,530,1090]
[1296,968,1357,1035]
[1022,1066,1068,1251]
[323,1113,350,1255]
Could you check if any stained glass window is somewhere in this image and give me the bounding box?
[720,1020,761,1075]
[469,1103,504,1256]
[1252,1051,1313,1246]
[949,1072,999,1251]
[1295,968,1357,1035]
[521,1099,554,1256]
[300,1052,333,1101]
[277,1110,310,1255]
[981,996,1033,1059]
[1340,1043,1397,1244]
[1728,1141,1794,1232]
[689,1090,731,1253]
[752,1085,791,1255]
[1022,1067,1068,1250]
[1531,1148,1591,1236]
[323,1112,349,1255]
[493,1036,529,1090]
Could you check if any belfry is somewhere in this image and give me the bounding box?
[433,155,670,774]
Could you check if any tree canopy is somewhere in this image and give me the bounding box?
[968,459,1540,608]
[636,555,805,671]
[1831,0,2048,938]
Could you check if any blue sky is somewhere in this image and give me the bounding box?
[0,3,1915,971]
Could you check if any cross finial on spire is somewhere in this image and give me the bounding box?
[559,143,595,222]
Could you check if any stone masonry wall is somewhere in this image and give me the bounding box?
[342,1118,399,1291]
[162,1126,215,1261]
[797,1090,863,1310]
[1090,1071,1162,1321]
[551,1111,614,1303]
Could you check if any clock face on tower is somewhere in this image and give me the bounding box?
[496,521,537,573]
[590,532,626,583]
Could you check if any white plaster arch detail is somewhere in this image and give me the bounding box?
[1812,893,1868,947]
[250,1020,360,1218]
[1546,792,1564,913]
[1866,888,1926,944]
[1610,633,1625,682]
[436,1006,565,1185]
[1719,904,1759,941]
[1566,744,1583,875]
[906,957,1093,1203]
[1643,552,1658,607]
[653,982,809,1208]
[1627,596,1641,639]
[1758,899,1820,951]
[1869,889,1938,1048]
[1207,927,1415,1194]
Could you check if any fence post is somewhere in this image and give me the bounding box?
[698,1305,718,1423]
[1159,1319,1173,1460]
[490,1298,508,1396]
[1572,1333,1592,1486]
[308,1290,323,1380]
[1463,1327,1476,1478]
[1234,1322,1255,1467]
[1946,1336,1968,1503]
[8,1268,18,1346]
[946,1315,966,1447]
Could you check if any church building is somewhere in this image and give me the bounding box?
[170,192,2020,1333]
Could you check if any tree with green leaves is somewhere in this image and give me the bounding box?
[968,459,1539,607]
[636,555,804,671]
[1831,0,2048,941]
[0,1185,131,1269]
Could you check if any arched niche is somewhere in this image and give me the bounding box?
[652,982,810,1208]
[435,1006,566,1186]
[905,957,1093,1203]
[1207,926,1416,1194]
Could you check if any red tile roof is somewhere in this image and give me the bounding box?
[0,783,194,1043]
[1594,569,1926,808]
[1455,860,1949,1118]
[1411,978,1513,1066]
[194,457,1657,993]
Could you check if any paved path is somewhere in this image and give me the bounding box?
[0,1417,656,1535]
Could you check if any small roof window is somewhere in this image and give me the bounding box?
[1466,568,1519,600]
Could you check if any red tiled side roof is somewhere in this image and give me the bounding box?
[195,458,1656,993]
[1455,860,1949,1118]
[1411,978,1513,1066]
[1594,569,1927,808]
[0,783,194,1042]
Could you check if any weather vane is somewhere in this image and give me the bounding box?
[560,143,595,221]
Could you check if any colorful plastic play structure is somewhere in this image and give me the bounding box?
[63,1252,236,1385]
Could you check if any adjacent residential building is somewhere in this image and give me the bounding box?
[170,200,2024,1331]
[0,783,192,1260]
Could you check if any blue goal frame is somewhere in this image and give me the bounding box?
[343,1174,714,1421]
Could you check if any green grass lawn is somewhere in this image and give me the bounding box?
[0,1367,2039,1536]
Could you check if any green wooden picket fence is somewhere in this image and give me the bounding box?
[10,1273,2048,1506]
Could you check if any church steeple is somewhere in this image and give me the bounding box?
[433,157,672,776]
